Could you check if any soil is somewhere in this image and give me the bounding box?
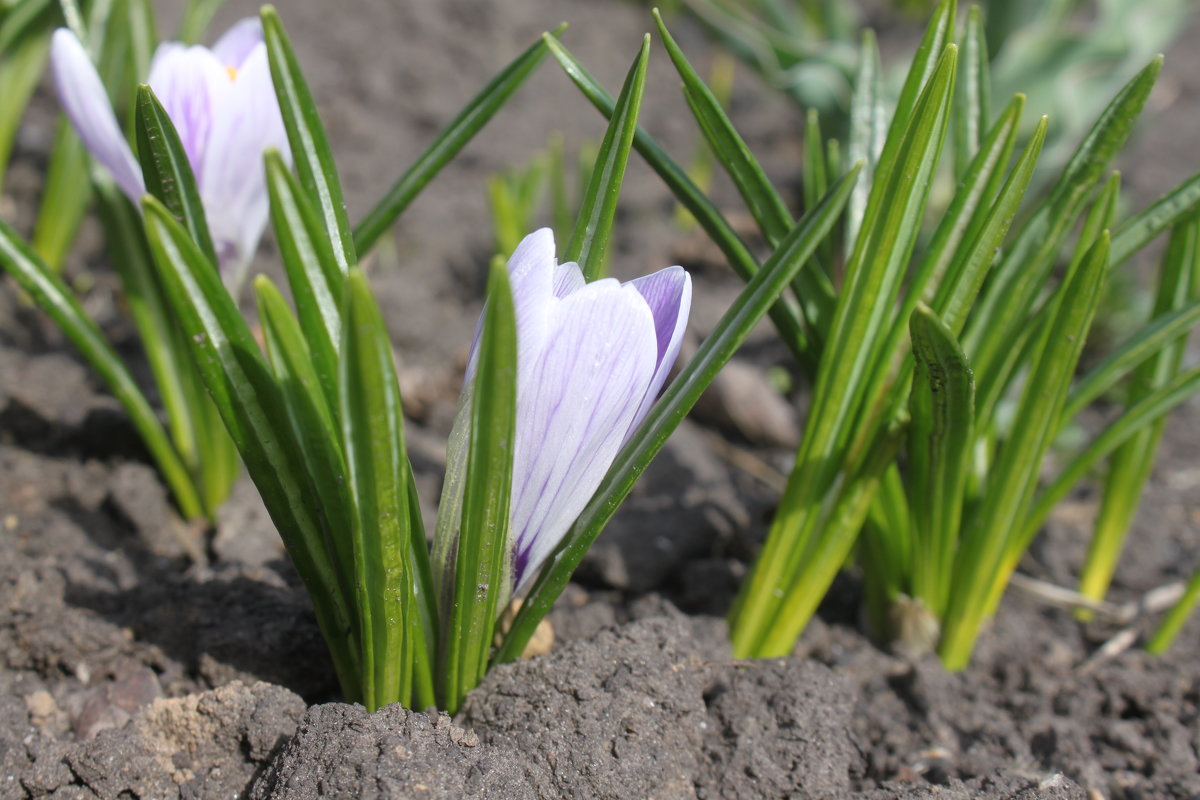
[2,1,1198,798]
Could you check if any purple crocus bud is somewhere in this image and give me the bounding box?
[49,19,290,289]
[434,229,691,607]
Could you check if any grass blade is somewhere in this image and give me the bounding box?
[1021,365,1200,560]
[542,33,817,373]
[1063,299,1200,421]
[940,232,1110,670]
[442,260,517,714]
[255,276,354,597]
[142,195,361,699]
[656,10,835,340]
[135,84,218,265]
[907,305,975,620]
[953,4,990,177]
[265,149,342,408]
[964,56,1162,379]
[1147,567,1200,654]
[845,28,885,255]
[0,26,50,189]
[0,216,202,520]
[339,269,419,711]
[262,5,356,276]
[564,35,648,281]
[31,119,89,272]
[494,162,862,665]
[1080,214,1199,606]
[353,30,557,254]
[1109,170,1200,268]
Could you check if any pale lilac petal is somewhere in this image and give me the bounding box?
[199,44,288,284]
[50,29,144,201]
[508,281,658,590]
[211,18,263,69]
[626,266,692,432]
[552,261,585,298]
[147,42,230,177]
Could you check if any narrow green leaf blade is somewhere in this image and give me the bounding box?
[340,269,416,711]
[565,34,648,281]
[0,216,202,520]
[965,56,1162,378]
[495,162,862,665]
[953,5,990,177]
[1081,213,1199,605]
[443,259,517,714]
[941,232,1110,670]
[655,10,835,339]
[261,5,356,275]
[142,195,361,700]
[265,148,343,408]
[907,305,975,619]
[135,84,219,266]
[541,33,817,373]
[255,276,354,598]
[353,30,557,254]
[845,28,885,254]
[1063,299,1200,421]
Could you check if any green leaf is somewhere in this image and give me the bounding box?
[541,33,817,374]
[134,84,219,266]
[255,276,354,597]
[932,111,1047,334]
[441,259,517,714]
[141,195,362,700]
[655,10,835,342]
[261,5,356,276]
[1109,170,1200,268]
[0,215,203,520]
[1063,299,1200,421]
[940,231,1110,670]
[845,28,885,254]
[494,162,862,665]
[964,56,1162,380]
[339,268,420,711]
[1021,364,1200,564]
[31,119,90,272]
[953,5,990,177]
[1147,566,1200,654]
[564,34,648,281]
[0,25,50,189]
[265,149,343,409]
[1080,213,1199,606]
[907,305,975,619]
[730,43,959,660]
[353,29,558,254]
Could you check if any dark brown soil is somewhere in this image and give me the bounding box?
[1,1,1198,798]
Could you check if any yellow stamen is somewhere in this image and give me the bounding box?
[225,65,238,81]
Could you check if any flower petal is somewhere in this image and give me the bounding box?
[509,279,658,591]
[50,29,144,202]
[147,42,230,178]
[625,266,692,433]
[552,261,585,298]
[211,17,264,69]
[198,43,289,285]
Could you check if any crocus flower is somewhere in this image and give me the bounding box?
[435,228,691,605]
[50,19,289,287]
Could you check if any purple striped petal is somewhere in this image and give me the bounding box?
[433,229,692,609]
[147,42,230,179]
[50,29,144,202]
[199,43,289,285]
[211,18,264,69]
[509,279,658,590]
[625,266,692,434]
